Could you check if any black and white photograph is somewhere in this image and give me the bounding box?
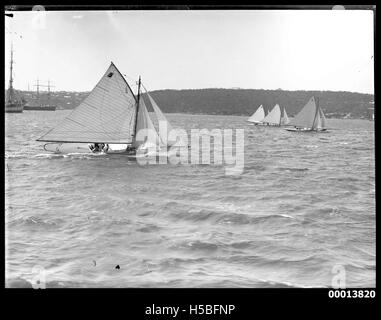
[4,5,375,295]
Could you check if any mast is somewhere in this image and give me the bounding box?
[133,75,141,139]
[8,42,14,103]
[35,78,40,100]
[47,79,51,105]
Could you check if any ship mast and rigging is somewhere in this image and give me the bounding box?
[24,79,56,111]
[5,42,24,113]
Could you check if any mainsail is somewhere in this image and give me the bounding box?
[281,107,290,125]
[37,63,137,144]
[247,105,265,123]
[288,97,317,129]
[262,104,281,125]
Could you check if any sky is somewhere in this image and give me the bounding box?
[5,9,375,94]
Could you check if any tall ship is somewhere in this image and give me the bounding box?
[24,79,56,111]
[5,43,24,113]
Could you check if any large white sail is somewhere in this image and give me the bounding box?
[146,92,187,147]
[289,97,317,129]
[37,63,137,143]
[281,108,290,125]
[262,104,281,125]
[247,105,265,123]
[132,97,160,149]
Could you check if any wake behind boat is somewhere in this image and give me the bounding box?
[37,62,188,156]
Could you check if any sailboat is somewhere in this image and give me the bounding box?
[261,104,281,126]
[280,107,290,125]
[247,105,265,124]
[5,43,24,113]
[285,96,327,132]
[37,62,184,155]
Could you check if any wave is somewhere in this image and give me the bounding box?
[172,240,219,252]
[350,146,374,151]
[216,212,296,225]
[6,278,33,288]
[8,216,64,229]
[277,167,309,172]
[255,279,327,288]
[136,224,161,233]
[166,204,297,225]
[226,254,328,269]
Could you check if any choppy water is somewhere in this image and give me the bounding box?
[5,111,375,288]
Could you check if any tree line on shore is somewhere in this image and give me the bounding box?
[10,88,374,118]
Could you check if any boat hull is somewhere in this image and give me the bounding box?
[5,103,23,113]
[285,127,328,132]
[249,122,280,126]
[24,105,56,111]
[43,143,132,154]
[44,143,93,153]
[42,143,184,160]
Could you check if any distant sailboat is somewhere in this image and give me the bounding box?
[247,105,265,124]
[286,96,328,132]
[37,62,182,155]
[261,104,281,126]
[281,107,290,125]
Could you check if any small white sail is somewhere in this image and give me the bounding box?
[37,63,136,144]
[247,105,265,123]
[262,104,281,125]
[281,108,290,125]
[146,91,187,147]
[312,106,327,130]
[133,98,161,150]
[313,108,322,129]
[319,108,327,128]
[289,97,317,129]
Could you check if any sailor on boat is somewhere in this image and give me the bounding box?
[89,143,109,153]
